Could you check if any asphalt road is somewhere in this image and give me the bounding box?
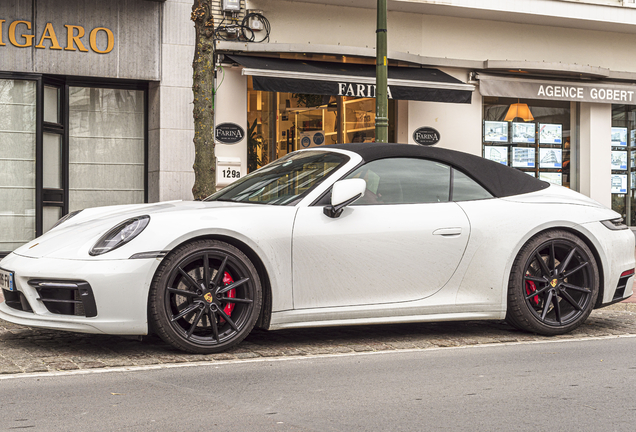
[2,336,635,432]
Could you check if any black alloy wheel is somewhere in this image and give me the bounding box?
[149,240,262,353]
[506,230,599,335]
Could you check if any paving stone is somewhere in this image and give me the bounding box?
[44,360,79,371]
[2,305,636,376]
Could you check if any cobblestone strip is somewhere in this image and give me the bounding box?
[1,304,635,375]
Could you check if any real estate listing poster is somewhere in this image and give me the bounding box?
[612,127,628,146]
[484,121,508,143]
[539,124,562,145]
[539,148,562,168]
[511,147,535,168]
[611,174,628,194]
[611,151,628,170]
[512,122,535,144]
[484,146,508,165]
[539,172,562,185]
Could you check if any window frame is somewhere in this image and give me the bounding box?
[0,72,149,258]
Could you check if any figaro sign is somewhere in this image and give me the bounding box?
[0,19,114,54]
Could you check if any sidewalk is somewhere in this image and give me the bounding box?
[1,291,636,375]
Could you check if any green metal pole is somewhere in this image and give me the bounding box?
[375,0,389,143]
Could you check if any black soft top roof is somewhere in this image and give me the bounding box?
[328,143,549,198]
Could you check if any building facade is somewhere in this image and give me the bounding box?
[3,0,636,256]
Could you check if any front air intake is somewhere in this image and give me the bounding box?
[27,280,97,317]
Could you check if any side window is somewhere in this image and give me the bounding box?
[345,158,451,205]
[452,169,493,201]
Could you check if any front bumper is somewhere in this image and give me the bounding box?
[0,253,160,335]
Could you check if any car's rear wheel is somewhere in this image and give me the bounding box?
[506,230,599,335]
[149,240,262,353]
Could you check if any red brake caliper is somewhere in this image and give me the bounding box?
[525,280,539,306]
[220,271,236,321]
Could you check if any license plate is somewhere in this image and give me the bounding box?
[0,268,14,292]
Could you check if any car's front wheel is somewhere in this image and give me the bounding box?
[149,240,262,353]
[506,230,599,335]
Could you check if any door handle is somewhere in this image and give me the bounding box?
[433,227,462,237]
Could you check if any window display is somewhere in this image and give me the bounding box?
[511,147,535,168]
[539,172,562,185]
[484,121,508,142]
[512,122,535,143]
[611,127,628,146]
[484,146,508,165]
[611,151,628,170]
[539,124,563,144]
[611,174,628,194]
[483,98,570,189]
[247,78,395,171]
[610,105,636,224]
[539,148,562,169]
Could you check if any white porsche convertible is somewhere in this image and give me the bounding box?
[1,143,634,353]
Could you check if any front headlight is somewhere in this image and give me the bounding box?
[89,216,150,256]
[601,217,628,231]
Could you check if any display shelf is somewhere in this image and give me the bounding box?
[346,126,375,134]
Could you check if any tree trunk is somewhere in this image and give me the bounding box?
[191,1,216,200]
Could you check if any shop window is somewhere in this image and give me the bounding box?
[247,77,395,171]
[0,79,36,251]
[0,76,147,257]
[68,87,145,212]
[610,105,636,226]
[482,98,570,188]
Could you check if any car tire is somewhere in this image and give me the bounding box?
[149,240,262,353]
[506,230,599,335]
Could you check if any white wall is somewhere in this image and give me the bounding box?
[214,66,249,184]
[406,89,483,156]
[248,0,636,75]
[578,103,612,207]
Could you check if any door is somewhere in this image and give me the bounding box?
[292,158,471,309]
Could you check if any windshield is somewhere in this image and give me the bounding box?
[205,150,349,205]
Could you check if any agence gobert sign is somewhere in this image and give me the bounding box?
[0,19,114,54]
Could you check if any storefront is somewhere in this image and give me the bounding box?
[212,49,636,229]
[0,1,162,257]
[478,73,636,222]
[213,52,475,181]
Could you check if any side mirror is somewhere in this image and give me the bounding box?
[323,178,366,218]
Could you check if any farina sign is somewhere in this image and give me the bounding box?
[413,127,441,145]
[215,123,245,144]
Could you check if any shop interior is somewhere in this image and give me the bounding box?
[247,77,395,171]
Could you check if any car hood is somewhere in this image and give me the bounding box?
[11,200,257,259]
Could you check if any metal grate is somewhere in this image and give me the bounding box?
[27,280,97,317]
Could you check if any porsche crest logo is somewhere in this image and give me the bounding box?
[550,279,558,288]
[204,292,213,303]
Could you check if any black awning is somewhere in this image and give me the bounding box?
[226,55,474,104]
